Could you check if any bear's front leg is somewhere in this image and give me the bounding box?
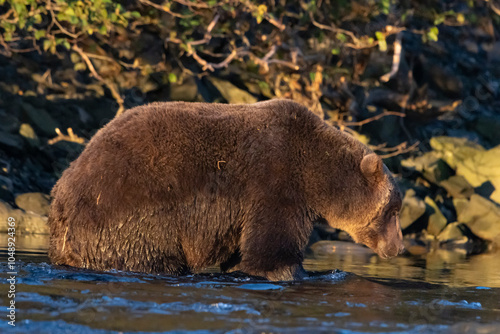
[238,208,312,281]
[239,259,307,281]
[263,263,307,281]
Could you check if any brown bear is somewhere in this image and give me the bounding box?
[48,99,404,281]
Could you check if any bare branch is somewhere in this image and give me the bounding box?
[309,12,360,45]
[48,128,87,145]
[377,141,420,159]
[72,44,125,115]
[338,111,406,127]
[380,32,403,82]
[47,0,79,39]
[138,0,194,18]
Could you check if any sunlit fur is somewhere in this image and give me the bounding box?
[49,100,403,281]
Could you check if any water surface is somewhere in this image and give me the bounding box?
[1,235,499,333]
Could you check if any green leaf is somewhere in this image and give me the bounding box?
[434,15,445,26]
[34,29,46,40]
[335,33,346,43]
[43,39,52,51]
[99,25,108,35]
[168,73,177,83]
[74,62,87,71]
[375,31,387,51]
[427,26,439,42]
[331,48,340,55]
[64,7,75,16]
[401,12,408,23]
[3,32,12,42]
[12,2,25,15]
[380,0,390,15]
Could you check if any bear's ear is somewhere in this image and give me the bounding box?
[360,153,384,184]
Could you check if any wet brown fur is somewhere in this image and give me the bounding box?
[48,100,403,281]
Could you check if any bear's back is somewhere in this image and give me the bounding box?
[52,100,323,213]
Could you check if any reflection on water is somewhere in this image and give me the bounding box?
[306,241,500,288]
[0,236,499,333]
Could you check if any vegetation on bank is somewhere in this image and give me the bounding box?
[0,0,499,253]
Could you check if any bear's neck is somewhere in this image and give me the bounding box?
[302,125,372,230]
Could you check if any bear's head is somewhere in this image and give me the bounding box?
[339,153,404,259]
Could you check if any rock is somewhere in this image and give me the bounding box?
[401,151,452,185]
[431,137,500,204]
[365,88,408,111]
[430,136,484,169]
[445,129,481,144]
[169,76,199,102]
[337,231,353,242]
[208,77,258,104]
[19,123,40,147]
[439,175,474,199]
[21,102,60,136]
[312,223,338,240]
[0,187,14,203]
[428,65,463,98]
[438,237,474,254]
[0,200,49,234]
[0,131,25,152]
[462,39,479,54]
[437,222,465,242]
[244,81,273,98]
[403,233,434,255]
[453,197,469,217]
[456,194,500,243]
[425,197,447,236]
[0,174,14,202]
[15,192,50,216]
[20,211,49,234]
[400,189,426,229]
[475,115,500,146]
[0,109,20,133]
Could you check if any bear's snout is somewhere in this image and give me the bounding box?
[375,238,405,259]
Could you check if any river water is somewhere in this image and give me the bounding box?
[1,235,499,333]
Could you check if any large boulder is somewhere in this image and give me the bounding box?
[431,137,500,204]
[0,200,49,234]
[15,192,51,216]
[455,195,500,243]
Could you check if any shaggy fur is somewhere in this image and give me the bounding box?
[48,100,403,281]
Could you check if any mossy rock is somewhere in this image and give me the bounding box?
[15,192,51,216]
[208,77,258,104]
[0,200,49,234]
[455,194,500,243]
[401,151,452,185]
[425,196,447,236]
[400,189,426,229]
[431,137,500,204]
[440,175,474,199]
[437,222,465,242]
[21,102,60,137]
